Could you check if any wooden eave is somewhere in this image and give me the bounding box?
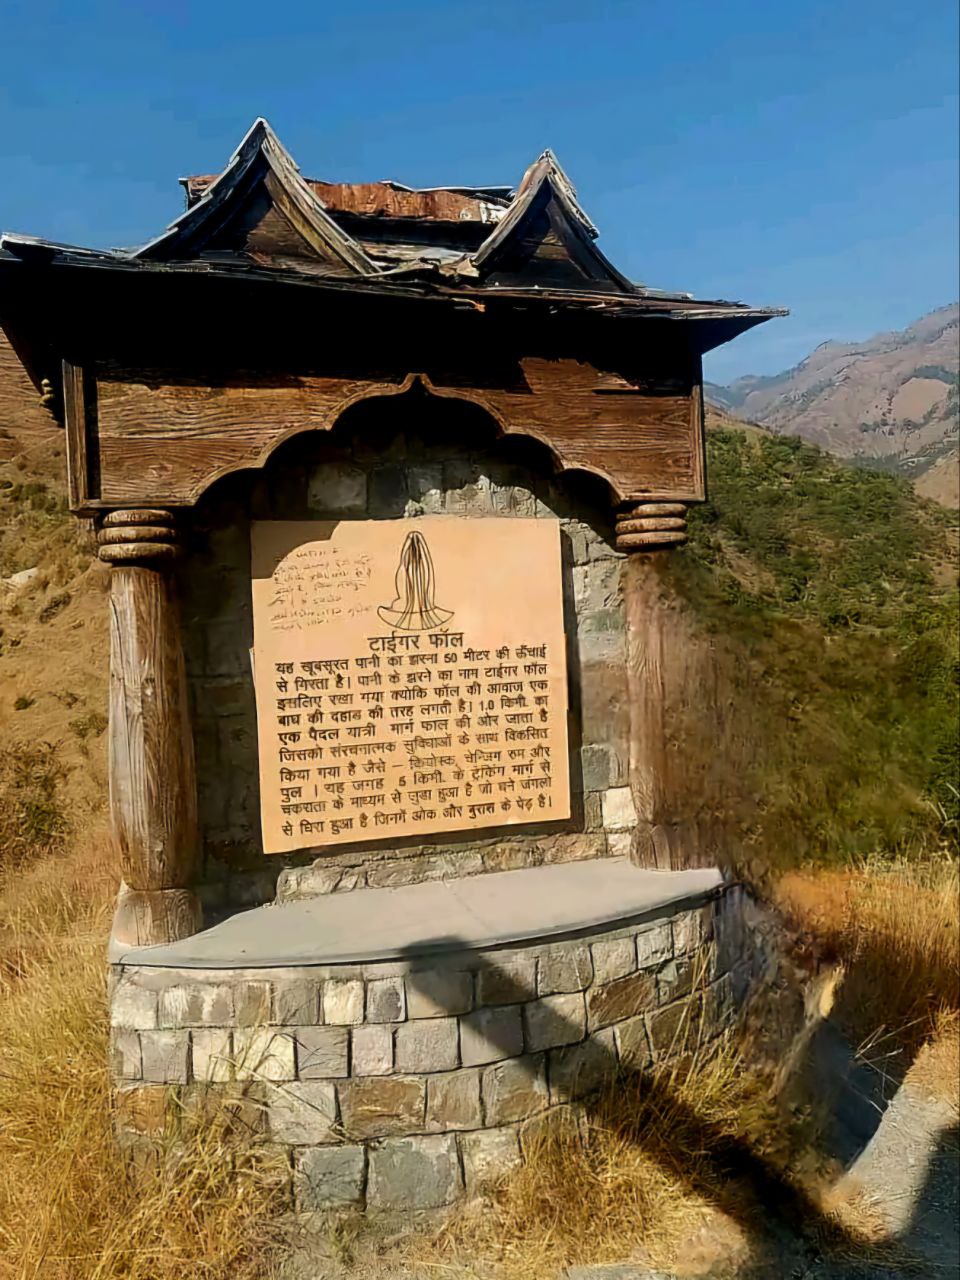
[470,150,636,294]
[135,118,377,275]
[0,241,785,379]
[0,240,783,314]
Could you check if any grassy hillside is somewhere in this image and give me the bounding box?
[0,429,109,876]
[673,427,959,866]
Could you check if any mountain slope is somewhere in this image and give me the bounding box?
[0,332,108,865]
[672,427,958,866]
[708,304,959,504]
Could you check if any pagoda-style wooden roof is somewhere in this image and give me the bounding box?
[0,118,783,334]
[0,119,786,515]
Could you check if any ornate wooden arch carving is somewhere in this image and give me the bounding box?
[325,374,622,498]
[71,352,705,513]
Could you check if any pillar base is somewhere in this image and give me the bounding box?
[631,819,716,871]
[112,885,203,949]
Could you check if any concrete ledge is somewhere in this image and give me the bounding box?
[111,859,724,969]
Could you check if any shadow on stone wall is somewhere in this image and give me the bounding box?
[395,940,938,1278]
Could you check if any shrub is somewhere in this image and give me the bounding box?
[69,711,108,741]
[0,742,68,872]
[670,429,960,864]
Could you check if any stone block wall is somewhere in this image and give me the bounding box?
[177,396,633,910]
[111,884,762,1212]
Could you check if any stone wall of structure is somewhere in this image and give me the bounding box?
[177,396,633,911]
[110,884,764,1212]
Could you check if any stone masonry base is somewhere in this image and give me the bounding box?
[110,883,761,1211]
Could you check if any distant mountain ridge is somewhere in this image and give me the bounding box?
[707,303,960,505]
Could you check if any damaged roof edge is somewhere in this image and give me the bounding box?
[179,174,513,222]
[0,233,787,323]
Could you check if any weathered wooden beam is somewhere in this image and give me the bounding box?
[111,885,202,949]
[91,363,703,508]
[98,509,201,945]
[617,501,705,871]
[62,361,91,508]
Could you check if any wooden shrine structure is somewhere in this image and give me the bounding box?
[0,120,781,951]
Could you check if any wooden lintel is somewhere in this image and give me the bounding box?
[91,360,706,508]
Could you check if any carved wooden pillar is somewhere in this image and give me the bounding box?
[98,509,202,946]
[616,501,698,871]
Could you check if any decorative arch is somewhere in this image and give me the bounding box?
[184,372,623,509]
[92,354,703,509]
[330,373,621,498]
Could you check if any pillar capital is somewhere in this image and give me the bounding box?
[615,501,688,554]
[97,508,183,565]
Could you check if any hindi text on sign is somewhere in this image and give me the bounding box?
[251,517,570,853]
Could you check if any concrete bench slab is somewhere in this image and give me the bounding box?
[111,858,724,969]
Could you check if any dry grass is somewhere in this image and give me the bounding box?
[905,1010,960,1110]
[0,825,113,987]
[0,839,288,1280]
[776,859,960,1082]
[0,742,69,876]
[0,441,289,1279]
[480,1050,772,1277]
[403,1035,850,1280]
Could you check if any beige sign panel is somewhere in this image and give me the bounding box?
[251,517,571,854]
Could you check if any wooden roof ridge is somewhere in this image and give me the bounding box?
[471,149,636,293]
[136,117,378,275]
[180,173,513,224]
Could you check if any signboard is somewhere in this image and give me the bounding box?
[251,517,570,853]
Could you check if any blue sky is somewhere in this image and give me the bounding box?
[1,0,957,381]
